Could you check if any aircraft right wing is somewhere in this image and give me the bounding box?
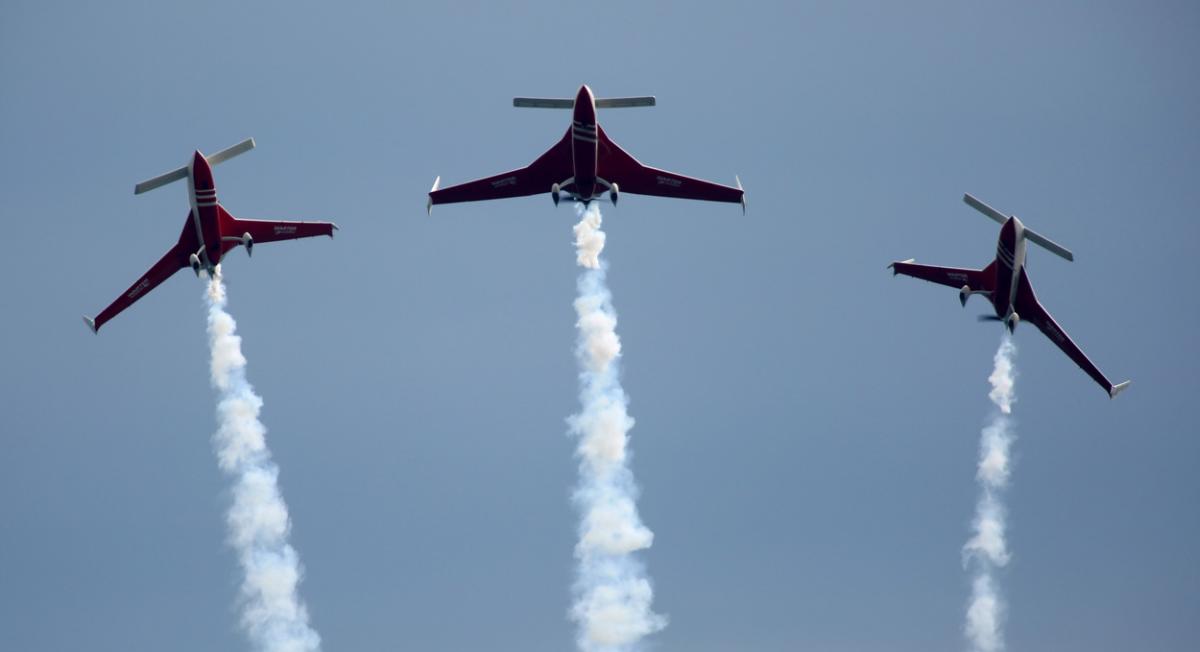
[428,130,573,212]
[1014,267,1129,398]
[889,260,996,292]
[84,217,197,333]
[596,125,745,208]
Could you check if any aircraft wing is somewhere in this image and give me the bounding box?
[218,206,336,254]
[85,217,197,332]
[1014,267,1128,397]
[596,125,745,207]
[428,130,573,210]
[889,260,996,292]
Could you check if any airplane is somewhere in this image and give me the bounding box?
[426,84,745,213]
[83,139,338,333]
[889,193,1130,398]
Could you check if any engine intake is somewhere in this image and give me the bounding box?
[242,232,254,257]
[551,183,561,206]
[189,253,202,277]
[609,182,619,205]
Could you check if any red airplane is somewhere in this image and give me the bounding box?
[83,139,338,333]
[889,194,1130,398]
[427,84,745,213]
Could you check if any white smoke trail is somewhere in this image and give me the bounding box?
[568,203,666,652]
[205,267,321,652]
[963,336,1017,652]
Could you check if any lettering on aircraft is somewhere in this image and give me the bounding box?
[655,176,682,188]
[947,272,969,283]
[127,278,151,299]
[273,225,298,235]
[491,176,518,188]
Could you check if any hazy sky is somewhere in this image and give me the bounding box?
[1,1,1197,651]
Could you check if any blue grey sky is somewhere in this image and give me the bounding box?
[1,1,1197,650]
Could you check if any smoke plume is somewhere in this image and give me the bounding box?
[205,267,321,652]
[568,203,666,651]
[963,336,1017,652]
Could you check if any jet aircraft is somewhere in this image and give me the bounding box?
[427,84,745,213]
[889,193,1130,398]
[83,139,338,333]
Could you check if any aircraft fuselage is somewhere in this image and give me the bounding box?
[990,216,1027,322]
[570,85,600,201]
[186,151,224,272]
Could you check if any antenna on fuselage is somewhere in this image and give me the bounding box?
[133,138,256,195]
[963,193,1075,262]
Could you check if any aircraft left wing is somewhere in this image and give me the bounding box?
[1014,267,1129,398]
[85,237,192,333]
[428,130,573,212]
[218,206,337,254]
[596,126,745,209]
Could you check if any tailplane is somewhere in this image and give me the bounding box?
[513,96,656,109]
[963,193,1075,262]
[134,138,256,195]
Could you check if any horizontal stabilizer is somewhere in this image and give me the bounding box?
[1023,227,1074,262]
[594,96,656,109]
[134,138,255,194]
[1109,380,1131,399]
[205,137,255,166]
[513,97,574,109]
[964,193,1074,262]
[514,96,656,109]
[134,166,188,195]
[963,193,1008,226]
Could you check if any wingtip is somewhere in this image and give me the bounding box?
[888,258,914,273]
[736,175,746,214]
[1109,380,1131,399]
[330,222,339,237]
[82,315,98,334]
[427,176,440,215]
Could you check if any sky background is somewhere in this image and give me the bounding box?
[1,1,1197,651]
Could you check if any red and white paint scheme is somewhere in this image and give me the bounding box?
[889,193,1131,398]
[427,84,745,213]
[83,139,338,333]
